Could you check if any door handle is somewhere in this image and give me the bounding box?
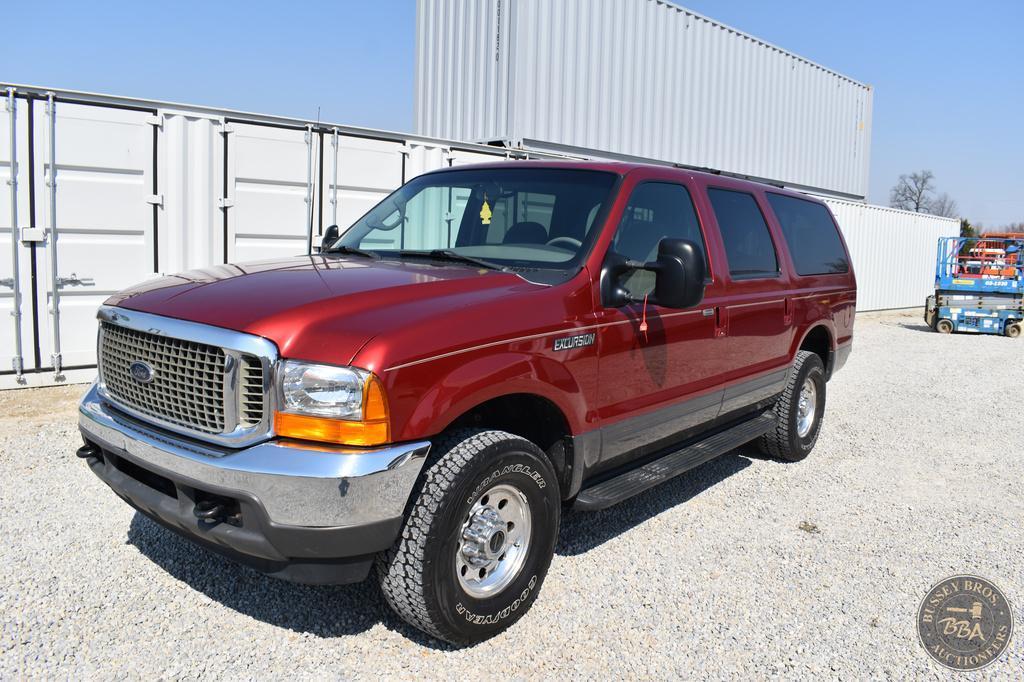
[0,278,14,288]
[56,273,95,287]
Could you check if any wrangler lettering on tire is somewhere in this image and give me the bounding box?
[377,429,560,645]
[759,350,827,462]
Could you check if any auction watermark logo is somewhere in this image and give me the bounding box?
[917,574,1013,671]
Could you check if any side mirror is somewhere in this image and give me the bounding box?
[652,238,705,309]
[319,224,340,253]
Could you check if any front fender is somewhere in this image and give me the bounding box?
[384,351,590,442]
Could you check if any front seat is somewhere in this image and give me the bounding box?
[503,221,548,244]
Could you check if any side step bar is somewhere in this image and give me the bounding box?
[574,412,778,511]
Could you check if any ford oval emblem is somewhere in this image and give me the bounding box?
[129,361,155,384]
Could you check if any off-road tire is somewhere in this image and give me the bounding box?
[758,350,826,462]
[377,429,560,645]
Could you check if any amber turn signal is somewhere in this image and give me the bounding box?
[275,374,391,446]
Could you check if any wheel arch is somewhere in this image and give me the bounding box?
[390,353,588,498]
[795,323,835,379]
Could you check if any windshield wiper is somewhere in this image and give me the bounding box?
[398,249,508,272]
[324,244,379,259]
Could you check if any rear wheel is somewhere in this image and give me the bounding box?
[759,350,826,462]
[936,319,954,334]
[377,429,560,645]
[1006,322,1021,339]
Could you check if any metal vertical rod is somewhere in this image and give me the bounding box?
[304,124,314,254]
[6,88,24,379]
[330,128,339,226]
[46,92,62,377]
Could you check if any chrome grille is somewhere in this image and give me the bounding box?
[100,323,227,434]
[239,356,265,427]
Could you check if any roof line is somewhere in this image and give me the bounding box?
[659,1,871,89]
[0,82,567,157]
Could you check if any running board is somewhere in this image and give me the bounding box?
[573,413,777,511]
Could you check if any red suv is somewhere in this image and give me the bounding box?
[78,161,855,644]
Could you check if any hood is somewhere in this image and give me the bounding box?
[108,255,543,366]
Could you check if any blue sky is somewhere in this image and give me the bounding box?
[4,1,1021,226]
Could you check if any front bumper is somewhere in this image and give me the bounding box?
[79,384,430,584]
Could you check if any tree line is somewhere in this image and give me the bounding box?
[889,170,1022,238]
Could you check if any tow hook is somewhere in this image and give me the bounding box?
[76,444,99,459]
[193,500,226,521]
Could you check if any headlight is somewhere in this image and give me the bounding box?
[280,361,366,419]
[275,361,390,446]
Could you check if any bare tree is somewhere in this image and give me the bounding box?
[889,170,935,212]
[930,193,959,218]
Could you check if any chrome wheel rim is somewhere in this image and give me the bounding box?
[796,377,817,438]
[456,483,532,598]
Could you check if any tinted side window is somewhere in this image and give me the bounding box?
[766,193,850,275]
[611,182,707,295]
[707,188,779,278]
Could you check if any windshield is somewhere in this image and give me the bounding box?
[332,167,618,271]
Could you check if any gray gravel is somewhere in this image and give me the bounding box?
[1,309,1021,678]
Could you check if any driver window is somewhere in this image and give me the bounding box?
[611,182,707,295]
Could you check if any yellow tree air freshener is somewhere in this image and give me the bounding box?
[480,200,492,225]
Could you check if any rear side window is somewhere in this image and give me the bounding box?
[766,193,850,275]
[707,188,779,278]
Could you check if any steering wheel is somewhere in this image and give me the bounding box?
[546,236,582,250]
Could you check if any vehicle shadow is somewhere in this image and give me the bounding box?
[125,513,457,649]
[895,322,934,333]
[125,443,762,647]
[556,447,756,556]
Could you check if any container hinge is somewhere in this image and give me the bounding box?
[218,197,234,209]
[146,194,163,206]
[219,123,234,136]
[147,114,163,129]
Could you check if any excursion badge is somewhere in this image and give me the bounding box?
[552,332,596,352]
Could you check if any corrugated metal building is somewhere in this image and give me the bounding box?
[415,0,874,200]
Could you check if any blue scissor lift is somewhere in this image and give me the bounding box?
[925,236,1024,337]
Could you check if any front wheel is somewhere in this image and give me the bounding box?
[1005,322,1021,339]
[759,350,826,462]
[377,429,560,645]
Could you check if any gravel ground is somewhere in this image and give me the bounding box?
[1,309,1021,679]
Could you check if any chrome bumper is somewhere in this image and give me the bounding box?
[79,384,430,528]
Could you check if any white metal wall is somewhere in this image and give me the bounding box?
[824,199,959,312]
[415,0,874,200]
[0,84,555,388]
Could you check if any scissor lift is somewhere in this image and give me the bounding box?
[925,236,1024,337]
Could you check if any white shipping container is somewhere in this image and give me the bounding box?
[824,199,959,312]
[415,0,874,200]
[1,83,951,389]
[0,83,555,389]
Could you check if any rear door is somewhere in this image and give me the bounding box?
[700,184,794,414]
